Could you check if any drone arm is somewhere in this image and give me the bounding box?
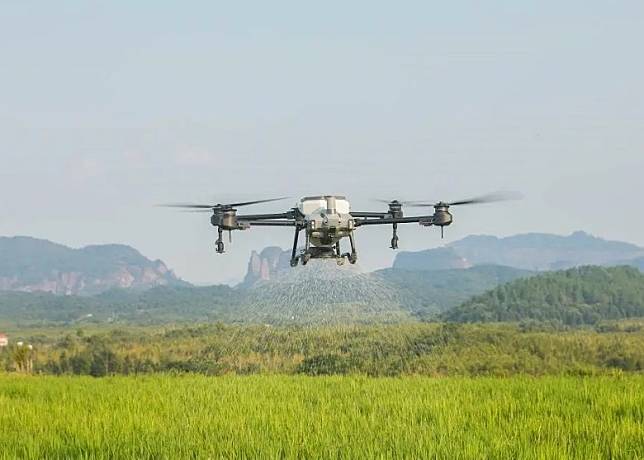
[241,220,298,227]
[350,211,389,218]
[354,216,434,226]
[235,211,296,220]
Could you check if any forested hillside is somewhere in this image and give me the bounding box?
[0,285,239,326]
[377,265,532,317]
[0,265,532,327]
[443,266,644,325]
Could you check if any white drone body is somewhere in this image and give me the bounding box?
[299,196,353,247]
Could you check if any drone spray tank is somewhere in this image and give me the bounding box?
[325,195,337,214]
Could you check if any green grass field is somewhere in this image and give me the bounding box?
[1,375,642,459]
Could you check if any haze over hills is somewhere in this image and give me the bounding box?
[243,231,644,291]
[1,265,531,326]
[2,231,644,327]
[2,231,641,296]
[0,239,531,325]
[375,265,533,319]
[0,236,187,296]
[393,231,644,272]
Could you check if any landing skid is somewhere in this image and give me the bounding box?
[289,230,357,267]
[290,250,357,267]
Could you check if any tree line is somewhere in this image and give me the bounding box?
[2,320,643,377]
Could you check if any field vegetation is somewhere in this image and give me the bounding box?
[0,374,642,459]
[2,321,643,377]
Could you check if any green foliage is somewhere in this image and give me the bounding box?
[443,266,644,325]
[0,375,642,458]
[5,321,644,377]
[297,354,351,375]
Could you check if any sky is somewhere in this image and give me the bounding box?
[1,1,643,285]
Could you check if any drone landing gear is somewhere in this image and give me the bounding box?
[215,227,225,254]
[290,226,313,266]
[336,241,345,266]
[290,229,357,267]
[290,227,301,267]
[348,231,357,264]
[390,223,399,250]
[337,232,357,265]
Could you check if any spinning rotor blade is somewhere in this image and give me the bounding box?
[409,191,522,207]
[159,203,215,209]
[159,197,288,210]
[226,197,289,208]
[447,191,522,206]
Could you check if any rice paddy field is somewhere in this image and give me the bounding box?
[1,374,643,459]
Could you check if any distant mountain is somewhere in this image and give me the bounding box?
[0,262,530,326]
[393,231,644,272]
[442,266,644,325]
[0,236,187,295]
[242,246,292,287]
[6,231,644,327]
[392,247,470,271]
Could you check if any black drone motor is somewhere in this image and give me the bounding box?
[212,208,244,253]
[432,202,453,238]
[160,197,288,254]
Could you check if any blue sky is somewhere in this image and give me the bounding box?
[1,1,643,283]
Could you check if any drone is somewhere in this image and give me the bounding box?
[163,192,519,267]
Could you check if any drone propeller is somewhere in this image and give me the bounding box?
[373,199,412,206]
[408,191,522,208]
[159,197,289,210]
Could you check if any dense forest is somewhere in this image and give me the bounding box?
[443,266,644,325]
[2,321,643,377]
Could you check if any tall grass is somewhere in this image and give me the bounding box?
[1,375,642,458]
